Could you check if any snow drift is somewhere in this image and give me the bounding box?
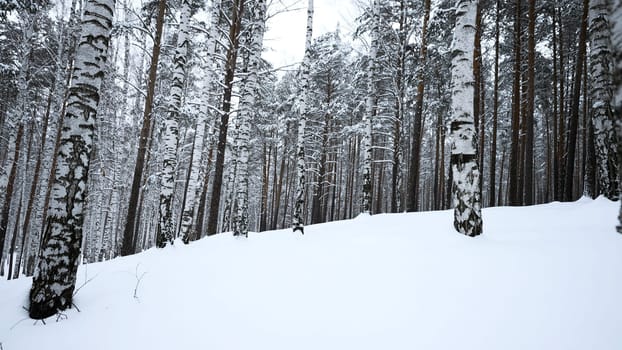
[1,197,621,350]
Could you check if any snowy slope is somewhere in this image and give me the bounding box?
[1,198,621,350]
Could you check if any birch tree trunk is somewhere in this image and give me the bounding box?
[610,0,622,232]
[156,0,191,247]
[29,0,115,319]
[180,0,220,243]
[362,0,378,215]
[449,0,482,237]
[589,0,619,200]
[233,0,267,237]
[292,0,313,234]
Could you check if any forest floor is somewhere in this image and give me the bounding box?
[1,197,621,350]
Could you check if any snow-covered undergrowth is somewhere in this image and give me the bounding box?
[1,197,621,350]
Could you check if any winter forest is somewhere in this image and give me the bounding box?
[1,0,622,342]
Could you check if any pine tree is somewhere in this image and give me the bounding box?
[448,0,482,237]
[120,0,166,256]
[29,0,115,319]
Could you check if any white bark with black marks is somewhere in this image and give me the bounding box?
[29,0,115,319]
[157,0,191,247]
[449,0,482,237]
[292,0,313,234]
[234,0,267,237]
[362,0,379,215]
[589,0,619,200]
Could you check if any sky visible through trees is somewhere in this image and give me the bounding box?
[0,0,620,320]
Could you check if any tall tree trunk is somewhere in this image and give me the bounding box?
[508,0,522,206]
[207,0,245,235]
[489,0,500,207]
[524,0,536,205]
[557,5,567,201]
[29,0,115,319]
[234,0,266,237]
[292,0,313,233]
[120,0,165,256]
[552,7,560,201]
[362,0,379,214]
[563,0,589,201]
[610,0,622,232]
[449,0,482,236]
[157,0,191,247]
[0,124,24,268]
[407,0,431,212]
[589,0,619,199]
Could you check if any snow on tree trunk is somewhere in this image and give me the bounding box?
[157,0,190,247]
[233,0,267,237]
[589,0,620,200]
[179,0,220,243]
[292,0,314,234]
[29,0,115,319]
[362,0,379,215]
[610,0,622,232]
[448,0,483,237]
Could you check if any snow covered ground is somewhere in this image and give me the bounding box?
[1,197,621,350]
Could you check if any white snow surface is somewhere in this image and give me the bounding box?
[1,197,621,350]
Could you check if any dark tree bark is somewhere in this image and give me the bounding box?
[524,0,536,205]
[207,0,245,235]
[120,0,165,256]
[508,0,522,206]
[407,0,431,212]
[489,0,500,207]
[563,0,589,201]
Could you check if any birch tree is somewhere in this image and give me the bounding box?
[180,0,221,243]
[611,0,622,232]
[361,0,378,214]
[29,0,115,319]
[156,0,191,247]
[234,0,267,237]
[292,0,313,234]
[589,0,619,200]
[448,0,482,236]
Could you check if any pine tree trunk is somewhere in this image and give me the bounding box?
[29,0,115,319]
[449,0,482,237]
[207,0,245,236]
[120,0,165,256]
[524,0,536,205]
[508,0,522,206]
[563,0,589,201]
[489,0,500,207]
[557,5,567,202]
[407,0,431,212]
